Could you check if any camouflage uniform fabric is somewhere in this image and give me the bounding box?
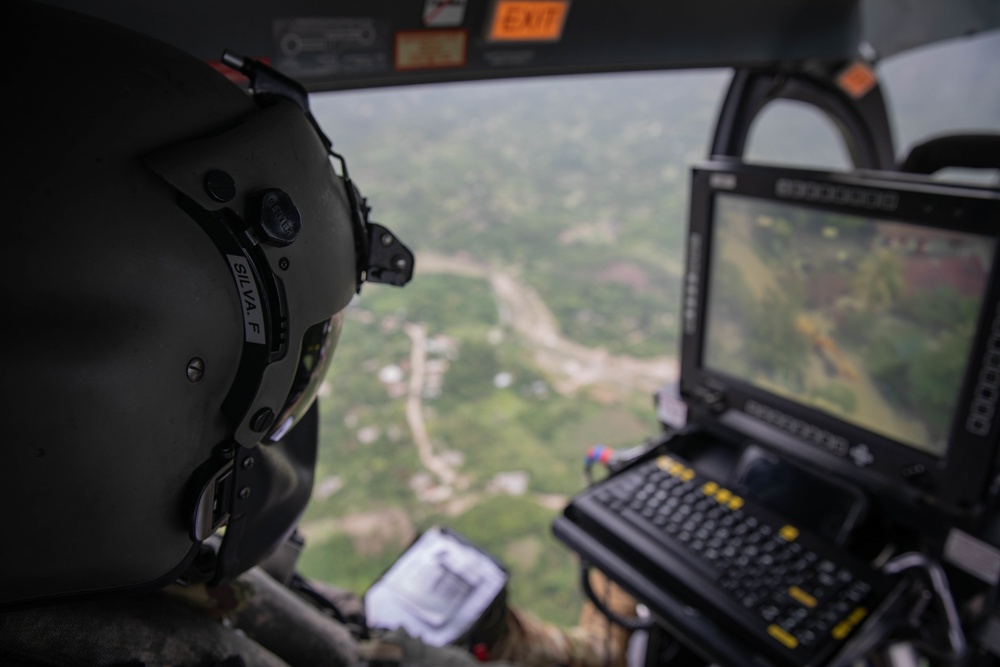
[0,588,288,667]
[0,567,360,667]
[360,629,515,667]
[490,569,638,667]
[358,568,640,667]
[0,566,638,667]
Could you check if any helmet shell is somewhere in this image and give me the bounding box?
[3,2,356,605]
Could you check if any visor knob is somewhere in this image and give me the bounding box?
[257,189,301,247]
[250,407,276,433]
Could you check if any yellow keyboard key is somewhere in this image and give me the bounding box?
[702,481,719,495]
[767,624,799,649]
[779,525,799,541]
[788,586,817,608]
[831,621,852,640]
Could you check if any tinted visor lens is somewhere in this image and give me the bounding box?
[267,310,345,442]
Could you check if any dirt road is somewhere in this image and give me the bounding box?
[418,253,678,397]
[403,321,460,487]
[306,252,674,537]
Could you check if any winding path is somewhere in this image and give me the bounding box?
[403,322,459,486]
[418,253,678,396]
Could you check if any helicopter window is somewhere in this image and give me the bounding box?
[299,70,730,624]
[742,99,853,171]
[878,30,1000,185]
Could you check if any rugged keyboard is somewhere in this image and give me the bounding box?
[563,452,890,667]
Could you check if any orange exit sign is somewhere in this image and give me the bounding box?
[489,1,570,42]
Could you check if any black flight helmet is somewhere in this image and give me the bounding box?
[2,1,412,606]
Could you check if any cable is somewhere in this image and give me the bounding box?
[602,572,612,667]
[580,563,655,631]
[584,445,616,485]
[584,441,659,485]
[881,552,967,665]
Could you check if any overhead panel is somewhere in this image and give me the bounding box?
[41,0,861,91]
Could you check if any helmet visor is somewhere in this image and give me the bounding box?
[267,309,345,442]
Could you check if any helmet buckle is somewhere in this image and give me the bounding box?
[190,455,236,542]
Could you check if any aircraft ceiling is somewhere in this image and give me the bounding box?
[32,0,1000,92]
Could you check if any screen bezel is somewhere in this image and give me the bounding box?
[680,160,1000,510]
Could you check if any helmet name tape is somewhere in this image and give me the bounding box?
[227,254,267,344]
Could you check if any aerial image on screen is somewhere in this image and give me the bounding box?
[704,193,996,456]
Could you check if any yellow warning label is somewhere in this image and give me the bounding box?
[395,30,467,71]
[489,1,570,42]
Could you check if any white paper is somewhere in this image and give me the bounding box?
[365,526,508,646]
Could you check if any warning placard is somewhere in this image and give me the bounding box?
[273,18,390,77]
[836,61,878,99]
[395,30,468,70]
[489,0,570,42]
